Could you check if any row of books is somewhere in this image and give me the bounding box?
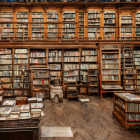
[13,83,29,88]
[30,51,46,57]
[0,77,12,82]
[102,59,119,63]
[30,58,46,64]
[14,71,28,76]
[0,49,11,54]
[15,49,28,53]
[1,83,12,88]
[14,59,28,64]
[49,57,61,62]
[81,56,97,62]
[14,65,28,70]
[33,72,49,78]
[33,80,49,85]
[0,59,12,64]
[104,19,115,24]
[14,90,29,96]
[127,103,140,111]
[127,114,140,121]
[14,54,28,58]
[49,64,61,70]
[14,77,29,82]
[0,71,12,76]
[102,54,119,58]
[102,75,119,80]
[104,14,115,18]
[64,57,79,62]
[102,70,119,74]
[0,54,12,58]
[63,23,75,28]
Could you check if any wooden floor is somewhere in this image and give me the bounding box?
[39,95,140,140]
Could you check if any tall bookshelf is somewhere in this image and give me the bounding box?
[88,10,100,40]
[134,48,140,93]
[14,48,30,97]
[0,11,14,40]
[63,11,75,40]
[31,66,50,98]
[88,65,99,96]
[100,45,121,87]
[79,11,84,40]
[63,50,79,97]
[47,11,58,40]
[30,49,46,65]
[16,12,28,40]
[123,46,136,91]
[48,49,62,85]
[121,13,132,40]
[104,11,115,40]
[32,12,44,40]
[135,11,140,39]
[0,49,13,97]
[80,49,97,82]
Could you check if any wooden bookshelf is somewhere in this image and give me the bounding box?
[16,12,28,40]
[113,92,140,130]
[100,45,122,99]
[13,48,30,97]
[48,49,62,85]
[67,81,78,100]
[134,48,140,93]
[31,66,50,98]
[30,49,46,65]
[0,11,13,40]
[0,49,13,96]
[88,66,99,96]
[123,46,136,92]
[88,10,100,40]
[135,11,140,39]
[104,11,115,40]
[63,49,79,97]
[120,13,132,40]
[32,12,44,40]
[62,11,75,40]
[79,11,84,40]
[47,11,59,40]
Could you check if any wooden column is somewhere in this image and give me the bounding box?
[43,10,47,40]
[28,10,32,40]
[132,11,136,39]
[115,9,119,40]
[119,11,122,39]
[75,11,78,41]
[58,10,62,40]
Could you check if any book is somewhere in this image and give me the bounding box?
[31,103,43,109]
[20,104,30,112]
[1,107,11,117]
[3,100,16,107]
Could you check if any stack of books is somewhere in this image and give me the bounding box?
[20,104,30,119]
[31,103,43,118]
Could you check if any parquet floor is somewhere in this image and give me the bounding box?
[39,95,140,140]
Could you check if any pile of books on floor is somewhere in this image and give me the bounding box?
[31,103,44,118]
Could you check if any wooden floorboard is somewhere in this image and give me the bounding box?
[39,96,140,140]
